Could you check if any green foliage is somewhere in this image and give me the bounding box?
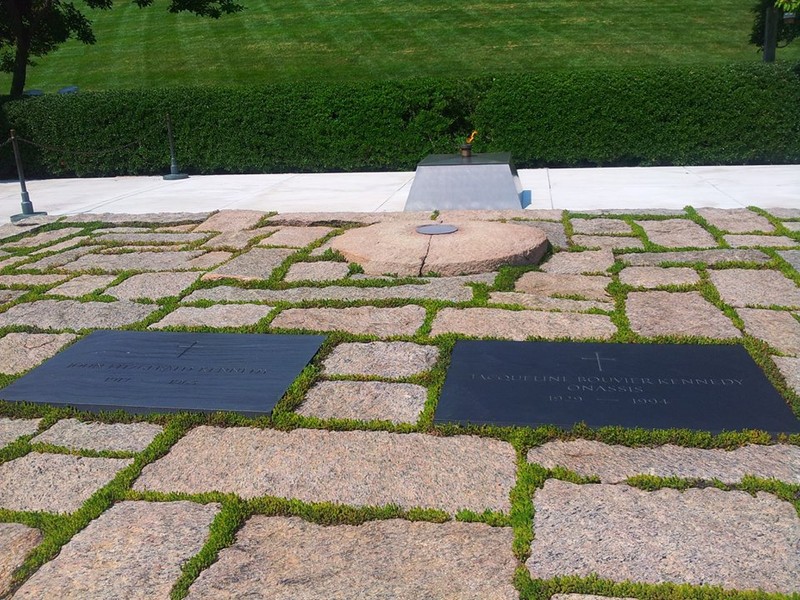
[1,62,799,178]
[750,0,800,50]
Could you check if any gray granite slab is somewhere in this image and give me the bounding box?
[93,232,210,244]
[0,522,42,596]
[635,219,717,248]
[202,248,295,281]
[259,226,333,248]
[724,234,798,248]
[105,271,199,300]
[0,453,133,513]
[185,516,517,600]
[271,305,426,337]
[528,480,800,593]
[708,268,800,308]
[0,300,156,330]
[0,274,68,287]
[618,266,699,288]
[47,274,117,297]
[515,272,611,302]
[0,418,41,448]
[540,250,615,274]
[134,426,516,513]
[13,501,219,600]
[767,208,800,218]
[202,227,280,250]
[621,249,770,266]
[29,236,89,255]
[430,308,616,340]
[61,250,206,272]
[62,212,211,225]
[150,304,274,329]
[774,356,800,394]
[284,261,351,282]
[488,292,610,312]
[527,439,800,484]
[512,220,568,248]
[779,250,800,272]
[323,341,439,377]
[23,246,94,269]
[33,419,163,453]
[0,289,25,304]
[571,235,644,250]
[571,218,633,234]
[783,222,800,232]
[0,223,44,242]
[195,210,266,232]
[0,332,77,374]
[298,381,427,424]
[3,227,84,249]
[696,208,774,233]
[738,308,800,355]
[626,291,740,338]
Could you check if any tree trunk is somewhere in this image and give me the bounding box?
[763,5,779,62]
[10,33,30,97]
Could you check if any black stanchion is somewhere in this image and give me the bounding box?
[9,129,47,223]
[163,114,188,181]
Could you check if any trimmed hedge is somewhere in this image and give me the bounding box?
[1,63,798,178]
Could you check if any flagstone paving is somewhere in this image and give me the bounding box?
[527,439,800,483]
[13,501,219,600]
[724,234,798,247]
[1,208,800,599]
[528,480,800,594]
[185,517,517,600]
[0,453,132,513]
[134,426,516,513]
[0,332,77,374]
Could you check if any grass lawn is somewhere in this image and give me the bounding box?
[4,0,800,93]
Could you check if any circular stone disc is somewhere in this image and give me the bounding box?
[416,224,459,235]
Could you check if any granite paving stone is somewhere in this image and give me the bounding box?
[527,479,800,593]
[186,278,479,303]
[430,307,616,340]
[156,224,198,232]
[774,356,800,393]
[13,501,219,600]
[571,218,633,234]
[134,426,516,513]
[621,249,769,266]
[150,304,274,329]
[195,210,266,232]
[0,453,133,513]
[23,246,94,269]
[32,419,163,453]
[3,227,84,249]
[61,250,206,272]
[571,235,644,250]
[708,268,800,308]
[626,291,740,338]
[202,227,279,250]
[62,212,210,225]
[91,227,152,235]
[0,522,42,596]
[185,516,517,600]
[618,266,700,288]
[0,289,25,304]
[488,292,610,312]
[323,341,439,377]
[635,219,717,248]
[266,211,429,226]
[0,418,41,447]
[0,255,23,269]
[0,332,77,374]
[93,232,210,244]
[259,226,334,248]
[766,208,800,218]
[527,439,800,484]
[284,261,350,282]
[783,222,800,232]
[738,308,800,355]
[271,305,426,337]
[724,234,798,248]
[515,272,611,302]
[0,223,44,242]
[696,208,774,233]
[512,220,568,248]
[540,249,615,274]
[201,247,295,281]
[779,250,800,272]
[97,245,177,254]
[577,209,690,217]
[105,271,199,300]
[0,299,156,330]
[0,274,68,287]
[47,274,117,297]
[185,250,233,269]
[30,236,89,254]
[298,381,427,424]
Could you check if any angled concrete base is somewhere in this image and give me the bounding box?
[404,153,523,211]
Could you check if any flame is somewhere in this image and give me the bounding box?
[466,130,477,144]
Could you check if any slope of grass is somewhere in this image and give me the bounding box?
[4,0,799,93]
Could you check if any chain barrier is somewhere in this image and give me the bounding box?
[0,136,11,150]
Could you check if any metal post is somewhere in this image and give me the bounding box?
[163,114,188,180]
[9,129,47,223]
[763,5,779,62]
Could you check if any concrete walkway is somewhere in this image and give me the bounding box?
[1,164,798,223]
[0,201,799,597]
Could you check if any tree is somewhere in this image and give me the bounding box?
[750,0,799,61]
[0,0,243,97]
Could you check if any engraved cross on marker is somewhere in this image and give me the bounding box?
[176,341,199,358]
[581,351,616,372]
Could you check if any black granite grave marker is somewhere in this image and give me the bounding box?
[0,330,325,417]
[435,341,800,434]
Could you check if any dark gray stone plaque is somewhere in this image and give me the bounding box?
[404,153,523,211]
[416,224,458,235]
[435,341,800,434]
[0,331,325,417]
